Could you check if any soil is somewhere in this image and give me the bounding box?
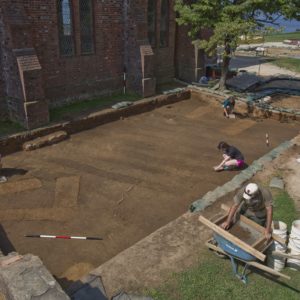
[269,94,300,110]
[229,221,261,245]
[0,94,299,289]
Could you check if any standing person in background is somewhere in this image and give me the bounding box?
[214,141,245,171]
[223,96,236,118]
[0,154,7,183]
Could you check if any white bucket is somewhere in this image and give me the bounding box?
[272,221,288,251]
[267,221,288,271]
[272,220,288,238]
[267,256,286,271]
[287,220,300,270]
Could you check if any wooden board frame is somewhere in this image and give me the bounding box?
[199,215,266,261]
[205,239,291,280]
[221,204,286,245]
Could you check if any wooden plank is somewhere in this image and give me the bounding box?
[221,203,231,213]
[272,251,300,260]
[199,215,266,261]
[260,240,273,253]
[205,241,290,280]
[249,261,290,280]
[212,214,227,225]
[251,236,266,248]
[221,204,286,245]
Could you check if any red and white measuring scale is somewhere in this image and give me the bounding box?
[25,234,103,240]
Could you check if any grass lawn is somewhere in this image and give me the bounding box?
[0,93,141,137]
[148,191,300,300]
[0,120,24,138]
[264,32,300,43]
[269,58,300,73]
[50,92,141,122]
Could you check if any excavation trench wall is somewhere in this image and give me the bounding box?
[2,87,300,156]
[0,90,190,155]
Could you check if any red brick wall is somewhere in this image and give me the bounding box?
[0,1,26,122]
[175,25,212,83]
[0,14,8,119]
[0,0,201,118]
[152,0,176,84]
[18,0,124,106]
[123,0,146,94]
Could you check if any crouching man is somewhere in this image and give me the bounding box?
[221,183,273,240]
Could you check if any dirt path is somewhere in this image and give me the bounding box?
[0,94,299,289]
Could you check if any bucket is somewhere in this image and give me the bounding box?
[272,221,288,251]
[272,220,288,237]
[267,221,288,271]
[267,242,286,271]
[287,220,300,270]
[267,256,286,271]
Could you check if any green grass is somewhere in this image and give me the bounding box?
[148,251,300,300]
[49,92,141,122]
[264,31,300,43]
[269,57,300,73]
[273,191,298,229]
[147,191,300,300]
[0,120,24,138]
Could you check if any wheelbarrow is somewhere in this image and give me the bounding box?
[199,204,290,284]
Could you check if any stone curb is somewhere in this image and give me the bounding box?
[190,140,292,212]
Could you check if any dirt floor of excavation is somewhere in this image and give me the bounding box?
[269,94,300,110]
[0,93,299,289]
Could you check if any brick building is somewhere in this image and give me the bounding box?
[0,0,209,129]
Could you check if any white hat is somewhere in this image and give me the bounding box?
[243,183,258,200]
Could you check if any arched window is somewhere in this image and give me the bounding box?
[80,0,94,54]
[58,0,75,56]
[160,0,169,47]
[147,0,157,46]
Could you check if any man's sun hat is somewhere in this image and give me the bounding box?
[243,183,258,200]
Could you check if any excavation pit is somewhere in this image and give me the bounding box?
[0,90,299,289]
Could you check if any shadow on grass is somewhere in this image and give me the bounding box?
[0,120,24,138]
[250,267,300,294]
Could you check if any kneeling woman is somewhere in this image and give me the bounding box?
[214,141,245,171]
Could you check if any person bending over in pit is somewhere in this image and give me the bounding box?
[223,96,236,118]
[214,141,245,171]
[221,183,273,240]
[0,154,7,183]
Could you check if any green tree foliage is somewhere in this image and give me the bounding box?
[175,0,300,89]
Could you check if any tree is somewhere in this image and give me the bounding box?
[175,0,300,89]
